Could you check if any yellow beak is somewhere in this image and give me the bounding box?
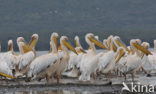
[58,45,62,50]
[114,48,125,64]
[115,39,130,52]
[108,38,112,50]
[63,40,78,55]
[128,47,135,55]
[0,72,15,79]
[112,42,117,52]
[79,48,87,54]
[88,37,106,49]
[29,36,38,49]
[22,41,33,53]
[53,37,58,50]
[133,43,152,55]
[8,44,13,51]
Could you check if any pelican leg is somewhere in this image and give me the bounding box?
[51,76,54,81]
[123,73,127,80]
[120,72,122,77]
[25,72,30,82]
[93,73,96,83]
[141,67,147,74]
[131,73,135,83]
[56,74,60,84]
[99,71,102,80]
[46,74,50,84]
[115,69,118,76]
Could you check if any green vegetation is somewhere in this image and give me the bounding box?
[0,0,156,51]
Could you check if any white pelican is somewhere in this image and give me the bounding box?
[148,40,156,73]
[55,36,78,83]
[118,39,152,82]
[79,33,106,81]
[0,40,17,79]
[14,34,38,79]
[97,36,126,80]
[67,36,83,70]
[139,42,151,74]
[63,35,86,78]
[27,32,59,83]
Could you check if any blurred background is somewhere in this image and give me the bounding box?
[0,0,156,51]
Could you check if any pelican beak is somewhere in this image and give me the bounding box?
[63,40,78,55]
[8,43,13,51]
[114,48,125,64]
[0,72,15,79]
[133,43,152,55]
[29,36,38,49]
[115,39,130,52]
[80,48,87,54]
[108,38,112,50]
[88,36,106,49]
[58,45,62,50]
[22,41,33,53]
[75,40,79,48]
[53,36,58,50]
[128,47,135,55]
[112,42,117,52]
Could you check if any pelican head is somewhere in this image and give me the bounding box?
[103,39,109,50]
[131,39,152,56]
[75,47,87,54]
[107,35,113,50]
[114,47,126,64]
[95,36,99,40]
[85,33,106,49]
[154,40,156,46]
[8,40,13,51]
[17,37,33,54]
[29,34,39,49]
[17,37,24,43]
[136,39,142,45]
[50,32,59,51]
[142,42,150,49]
[60,36,78,55]
[75,36,82,48]
[114,36,129,52]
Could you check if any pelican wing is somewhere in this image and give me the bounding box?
[28,53,58,77]
[18,51,35,70]
[0,61,13,76]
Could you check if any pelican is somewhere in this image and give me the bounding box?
[14,34,38,78]
[27,32,59,83]
[118,39,152,82]
[63,36,85,78]
[0,40,17,79]
[79,33,106,81]
[97,36,125,80]
[138,42,151,74]
[67,36,83,70]
[148,40,156,73]
[55,36,78,83]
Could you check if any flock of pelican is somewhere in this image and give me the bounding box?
[0,32,156,84]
